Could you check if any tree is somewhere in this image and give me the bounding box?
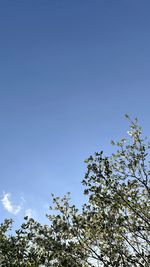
[0,115,150,266]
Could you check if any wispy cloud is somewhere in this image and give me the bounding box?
[1,192,22,215]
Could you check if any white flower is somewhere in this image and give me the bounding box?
[127,131,133,136]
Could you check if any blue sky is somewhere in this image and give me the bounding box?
[0,0,150,226]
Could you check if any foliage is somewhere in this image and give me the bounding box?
[0,116,150,266]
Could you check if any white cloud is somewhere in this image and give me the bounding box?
[1,192,22,215]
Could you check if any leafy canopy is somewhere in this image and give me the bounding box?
[0,116,150,266]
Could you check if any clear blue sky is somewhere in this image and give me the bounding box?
[0,0,150,225]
